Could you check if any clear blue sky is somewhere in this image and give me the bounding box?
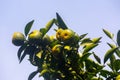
[0,0,120,80]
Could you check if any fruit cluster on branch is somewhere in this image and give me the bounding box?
[12,13,120,80]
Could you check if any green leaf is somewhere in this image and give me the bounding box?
[45,19,55,32]
[103,29,113,39]
[104,48,117,64]
[93,52,101,64]
[56,13,68,29]
[80,38,92,46]
[110,54,116,71]
[40,28,47,37]
[117,30,120,46]
[28,70,39,80]
[17,43,27,61]
[92,37,102,44]
[24,20,34,36]
[107,43,120,58]
[113,59,120,71]
[80,53,92,62]
[19,46,36,63]
[83,43,98,53]
[79,33,88,40]
[40,69,49,76]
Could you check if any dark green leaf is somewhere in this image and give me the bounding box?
[93,52,101,64]
[56,13,68,29]
[117,30,120,46]
[45,19,55,32]
[24,20,34,36]
[79,33,88,40]
[103,29,113,39]
[17,43,27,61]
[83,43,98,53]
[104,48,117,64]
[110,54,116,71]
[19,46,36,63]
[28,70,39,80]
[113,59,120,71]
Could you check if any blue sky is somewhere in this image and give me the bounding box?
[0,0,120,80]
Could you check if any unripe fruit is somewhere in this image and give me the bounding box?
[12,32,25,46]
[116,75,120,80]
[51,44,62,58]
[61,29,75,42]
[28,30,42,44]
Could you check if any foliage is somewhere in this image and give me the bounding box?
[12,13,120,80]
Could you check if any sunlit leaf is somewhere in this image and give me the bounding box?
[80,38,92,46]
[28,70,39,80]
[107,43,120,58]
[24,20,34,36]
[45,19,55,32]
[92,37,102,43]
[83,43,98,53]
[93,52,101,64]
[103,29,114,39]
[56,13,68,29]
[117,30,120,46]
[39,69,49,76]
[104,48,117,64]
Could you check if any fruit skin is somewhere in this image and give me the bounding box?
[61,29,75,43]
[56,28,63,41]
[28,30,42,44]
[51,44,62,59]
[116,75,120,80]
[12,32,25,46]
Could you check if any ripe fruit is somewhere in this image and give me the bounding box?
[56,28,63,41]
[51,44,62,58]
[116,75,120,80]
[61,29,75,42]
[12,32,25,46]
[28,30,42,44]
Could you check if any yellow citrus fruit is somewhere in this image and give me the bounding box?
[12,32,25,46]
[61,29,75,42]
[51,44,62,58]
[56,28,63,41]
[28,30,42,43]
[116,75,120,80]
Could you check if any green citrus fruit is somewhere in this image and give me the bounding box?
[28,30,42,44]
[61,29,75,42]
[116,75,120,80]
[12,32,25,46]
